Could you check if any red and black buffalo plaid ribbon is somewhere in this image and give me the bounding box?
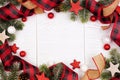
[0,41,39,80]
[0,0,63,20]
[31,0,63,11]
[85,0,120,46]
[50,63,78,80]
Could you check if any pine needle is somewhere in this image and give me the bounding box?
[52,63,63,80]
[0,63,7,80]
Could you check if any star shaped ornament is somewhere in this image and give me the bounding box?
[107,62,120,76]
[11,44,19,53]
[36,73,49,80]
[0,30,9,43]
[70,59,80,69]
[70,0,83,15]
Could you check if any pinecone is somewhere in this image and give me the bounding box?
[54,6,61,12]
[18,73,29,80]
[54,4,64,12]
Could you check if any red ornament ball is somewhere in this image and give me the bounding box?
[48,12,54,19]
[20,51,26,57]
[90,15,97,22]
[104,44,111,50]
[22,17,27,22]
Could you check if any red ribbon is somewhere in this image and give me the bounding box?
[0,41,39,80]
[0,0,63,20]
[85,0,120,46]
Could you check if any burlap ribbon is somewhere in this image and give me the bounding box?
[103,0,120,17]
[18,0,44,14]
[81,54,105,80]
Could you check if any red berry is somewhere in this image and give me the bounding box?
[90,15,97,22]
[20,51,26,57]
[48,12,54,19]
[22,17,27,22]
[104,44,111,50]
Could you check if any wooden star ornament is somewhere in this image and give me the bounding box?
[107,62,120,77]
[70,59,80,69]
[0,30,9,43]
[36,73,49,80]
[70,0,83,15]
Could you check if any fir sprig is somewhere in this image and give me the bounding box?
[99,0,114,6]
[52,63,63,80]
[0,62,20,80]
[7,63,20,80]
[0,63,7,80]
[0,0,20,6]
[39,64,51,79]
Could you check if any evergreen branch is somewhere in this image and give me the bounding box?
[0,63,7,80]
[100,71,111,80]
[52,63,63,80]
[70,12,77,21]
[78,9,90,23]
[99,0,114,6]
[39,64,51,79]
[7,63,20,80]
[0,0,20,6]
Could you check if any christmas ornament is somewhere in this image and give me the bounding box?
[70,59,80,69]
[90,15,97,22]
[22,17,27,22]
[0,30,9,43]
[102,36,111,43]
[7,26,16,34]
[48,12,54,19]
[11,44,19,53]
[107,62,120,77]
[20,51,26,57]
[36,73,49,80]
[104,44,111,50]
[70,0,83,15]
[81,54,105,80]
[81,64,88,72]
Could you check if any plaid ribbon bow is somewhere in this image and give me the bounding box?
[85,0,120,46]
[0,41,39,80]
[0,0,63,20]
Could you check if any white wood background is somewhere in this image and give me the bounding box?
[12,11,120,78]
